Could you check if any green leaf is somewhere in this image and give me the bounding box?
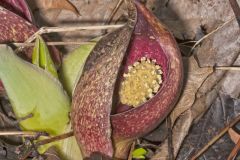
[132,148,147,159]
[0,45,74,156]
[32,36,58,78]
[61,124,83,160]
[60,40,98,96]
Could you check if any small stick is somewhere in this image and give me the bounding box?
[200,66,240,71]
[179,41,197,45]
[0,131,46,137]
[190,114,240,160]
[214,66,240,71]
[25,24,124,44]
[1,41,96,47]
[227,137,240,160]
[36,131,74,147]
[167,117,174,160]
[189,17,234,55]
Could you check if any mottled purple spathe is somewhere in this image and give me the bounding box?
[0,7,62,93]
[0,0,33,22]
[111,1,183,140]
[72,1,183,159]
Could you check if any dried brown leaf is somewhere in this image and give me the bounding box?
[151,110,193,160]
[27,0,80,16]
[146,0,234,40]
[150,56,213,160]
[228,128,240,144]
[114,138,135,159]
[143,54,214,146]
[177,93,240,160]
[28,0,123,53]
[170,56,213,125]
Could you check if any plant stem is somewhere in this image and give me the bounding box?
[25,24,124,43]
[0,131,46,137]
[36,131,74,147]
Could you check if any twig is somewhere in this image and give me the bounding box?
[190,114,240,160]
[1,41,96,47]
[179,41,197,45]
[189,17,235,55]
[227,137,240,160]
[0,131,46,137]
[24,24,124,44]
[214,66,240,71]
[35,131,73,147]
[200,66,240,71]
[106,0,124,25]
[167,117,174,160]
[229,0,240,27]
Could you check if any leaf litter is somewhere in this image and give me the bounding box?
[0,0,240,159]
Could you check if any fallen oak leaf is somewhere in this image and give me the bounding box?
[28,0,80,16]
[151,56,214,159]
[170,56,214,125]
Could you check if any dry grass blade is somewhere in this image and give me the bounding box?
[24,24,124,44]
[36,131,73,147]
[0,131,46,137]
[1,41,96,47]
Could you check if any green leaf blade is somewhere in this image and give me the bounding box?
[0,45,70,135]
[60,43,96,96]
[32,36,58,78]
[0,45,83,160]
[132,148,147,159]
